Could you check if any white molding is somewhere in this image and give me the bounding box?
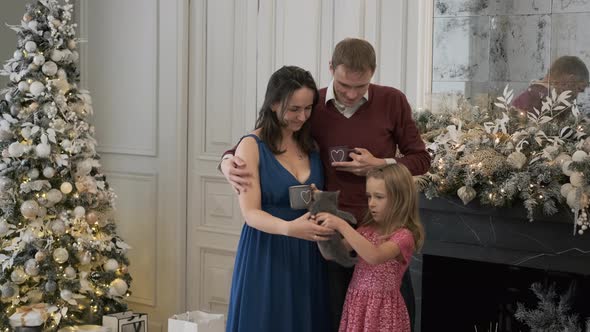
[106,171,159,307]
[80,0,159,157]
[416,0,434,110]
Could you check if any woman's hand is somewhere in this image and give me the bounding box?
[286,212,335,241]
[315,212,348,232]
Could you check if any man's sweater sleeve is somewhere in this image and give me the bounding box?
[393,94,431,176]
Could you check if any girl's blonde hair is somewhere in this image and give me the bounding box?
[361,164,425,251]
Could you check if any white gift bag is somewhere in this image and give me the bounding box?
[168,310,224,332]
[102,311,147,332]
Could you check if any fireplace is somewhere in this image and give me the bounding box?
[413,195,590,332]
[421,255,590,332]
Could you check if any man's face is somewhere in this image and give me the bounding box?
[330,64,373,107]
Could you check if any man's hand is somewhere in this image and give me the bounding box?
[221,156,253,194]
[331,148,386,176]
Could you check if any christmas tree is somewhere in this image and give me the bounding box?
[0,0,132,330]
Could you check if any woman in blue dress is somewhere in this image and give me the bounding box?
[226,66,334,331]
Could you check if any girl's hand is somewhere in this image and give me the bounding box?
[286,212,335,241]
[315,212,347,232]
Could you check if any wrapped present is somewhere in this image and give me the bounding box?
[102,311,147,332]
[168,310,224,332]
[9,303,48,328]
[58,325,109,332]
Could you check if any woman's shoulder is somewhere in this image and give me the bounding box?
[236,131,262,155]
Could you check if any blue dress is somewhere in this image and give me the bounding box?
[226,134,332,332]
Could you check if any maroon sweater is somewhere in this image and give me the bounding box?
[311,84,430,220]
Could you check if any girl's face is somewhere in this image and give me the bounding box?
[366,177,388,223]
[273,87,314,132]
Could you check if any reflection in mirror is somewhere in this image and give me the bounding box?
[430,0,590,113]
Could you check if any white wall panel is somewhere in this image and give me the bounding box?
[85,0,158,156]
[200,249,235,312]
[276,0,323,76]
[334,0,365,42]
[106,172,158,307]
[205,0,236,152]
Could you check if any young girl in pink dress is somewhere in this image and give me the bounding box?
[316,163,425,332]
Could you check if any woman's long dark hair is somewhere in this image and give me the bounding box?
[254,66,319,155]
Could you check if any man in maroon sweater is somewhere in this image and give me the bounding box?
[221,38,430,331]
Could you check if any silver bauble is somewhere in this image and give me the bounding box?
[64,266,76,279]
[20,200,39,219]
[1,283,15,298]
[41,61,58,76]
[10,268,28,284]
[35,251,46,262]
[29,81,45,97]
[109,278,128,296]
[53,247,69,264]
[24,259,39,276]
[103,259,119,272]
[50,219,66,235]
[457,186,477,205]
[45,280,57,293]
[43,167,55,178]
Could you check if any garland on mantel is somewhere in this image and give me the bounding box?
[415,86,590,236]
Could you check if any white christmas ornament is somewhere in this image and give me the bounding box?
[68,39,76,50]
[51,49,63,62]
[13,50,22,60]
[53,247,69,264]
[61,182,73,194]
[50,220,66,235]
[109,278,128,297]
[572,150,588,162]
[103,259,119,272]
[29,81,45,97]
[60,289,73,301]
[33,54,45,66]
[24,259,39,276]
[74,206,86,218]
[506,151,527,169]
[43,167,55,178]
[34,251,46,262]
[47,188,63,203]
[560,183,574,198]
[42,61,58,76]
[570,172,585,187]
[562,160,574,176]
[457,186,476,205]
[28,20,38,30]
[27,168,39,179]
[567,190,580,209]
[0,221,9,236]
[64,266,76,279]
[20,200,39,219]
[37,206,47,217]
[17,81,29,92]
[8,142,25,157]
[24,41,37,52]
[10,268,28,284]
[35,143,51,158]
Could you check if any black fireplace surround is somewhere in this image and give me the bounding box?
[413,195,590,332]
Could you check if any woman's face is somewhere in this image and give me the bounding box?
[274,87,315,132]
[366,177,389,223]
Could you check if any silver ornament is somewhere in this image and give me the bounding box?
[53,247,69,264]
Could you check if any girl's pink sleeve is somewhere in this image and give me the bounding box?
[389,229,415,264]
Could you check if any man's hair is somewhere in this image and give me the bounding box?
[549,56,589,82]
[331,38,376,73]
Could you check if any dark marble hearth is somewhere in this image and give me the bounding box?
[411,195,590,332]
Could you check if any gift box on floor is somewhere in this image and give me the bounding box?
[168,310,224,332]
[9,303,49,330]
[102,311,147,332]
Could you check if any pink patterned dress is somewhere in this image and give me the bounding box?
[339,227,415,332]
